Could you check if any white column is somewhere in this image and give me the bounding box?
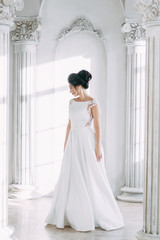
[117,22,146,203]
[9,17,41,199]
[136,1,160,239]
[0,1,24,239]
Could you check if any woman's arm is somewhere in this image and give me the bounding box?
[63,118,71,152]
[92,104,102,161]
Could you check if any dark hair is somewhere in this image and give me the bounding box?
[68,70,92,89]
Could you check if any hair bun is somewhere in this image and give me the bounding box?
[68,70,92,89]
[77,70,92,83]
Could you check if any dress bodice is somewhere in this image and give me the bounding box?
[69,98,97,129]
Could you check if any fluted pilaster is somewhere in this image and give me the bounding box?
[9,17,41,199]
[117,22,146,203]
[135,0,160,239]
[0,1,24,238]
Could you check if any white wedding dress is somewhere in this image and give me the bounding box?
[45,98,125,231]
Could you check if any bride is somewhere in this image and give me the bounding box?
[45,70,125,231]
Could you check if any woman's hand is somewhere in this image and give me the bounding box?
[63,118,71,153]
[95,145,102,162]
[92,103,102,162]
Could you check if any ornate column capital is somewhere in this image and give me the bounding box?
[121,22,146,44]
[11,17,41,44]
[0,0,24,26]
[135,0,160,22]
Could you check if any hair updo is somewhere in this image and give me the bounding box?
[68,70,92,89]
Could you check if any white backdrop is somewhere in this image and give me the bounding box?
[9,0,127,196]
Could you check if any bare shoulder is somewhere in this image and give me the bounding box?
[88,96,94,101]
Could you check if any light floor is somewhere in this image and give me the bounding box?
[8,197,143,240]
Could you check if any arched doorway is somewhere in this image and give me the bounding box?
[35,29,107,194]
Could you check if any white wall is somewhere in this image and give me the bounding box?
[125,0,141,19]
[16,0,41,17]
[9,0,126,196]
[35,0,126,196]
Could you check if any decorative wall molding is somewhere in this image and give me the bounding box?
[0,0,24,25]
[121,22,146,43]
[11,17,41,43]
[135,0,160,21]
[58,17,104,41]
